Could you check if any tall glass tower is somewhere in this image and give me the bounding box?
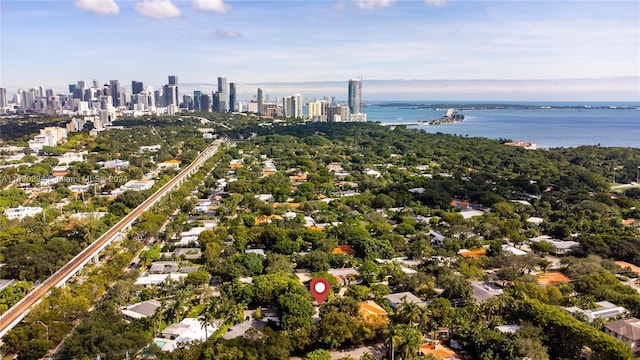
[348,78,361,115]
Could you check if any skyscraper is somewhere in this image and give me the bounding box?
[217,77,228,112]
[132,81,144,95]
[292,94,302,118]
[212,91,221,113]
[0,88,7,108]
[257,88,264,115]
[193,90,202,112]
[348,78,361,115]
[110,80,121,106]
[168,75,179,104]
[163,84,178,106]
[201,94,212,113]
[229,83,237,112]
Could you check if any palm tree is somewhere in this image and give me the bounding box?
[384,324,402,360]
[394,324,422,360]
[397,301,422,326]
[199,304,216,341]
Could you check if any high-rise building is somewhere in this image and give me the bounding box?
[183,94,193,110]
[212,91,221,113]
[92,79,100,88]
[0,88,7,108]
[109,80,121,106]
[168,75,179,104]
[193,90,202,112]
[292,94,302,118]
[217,77,228,112]
[132,81,144,95]
[328,104,349,122]
[308,100,326,121]
[163,84,178,107]
[200,94,212,113]
[45,88,54,99]
[282,96,292,118]
[154,89,162,107]
[348,78,361,115]
[68,84,77,94]
[229,83,237,112]
[257,88,264,114]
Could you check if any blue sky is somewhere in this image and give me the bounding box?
[1,0,639,100]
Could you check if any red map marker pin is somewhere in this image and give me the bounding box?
[310,277,330,304]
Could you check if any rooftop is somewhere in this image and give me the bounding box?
[604,317,640,341]
[332,245,356,255]
[419,343,459,359]
[537,272,571,286]
[122,300,162,319]
[383,292,427,308]
[358,300,388,317]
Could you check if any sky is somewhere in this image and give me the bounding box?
[0,0,639,101]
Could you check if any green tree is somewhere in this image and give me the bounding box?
[305,349,331,360]
[278,293,315,331]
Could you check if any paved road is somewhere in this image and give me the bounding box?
[0,140,224,338]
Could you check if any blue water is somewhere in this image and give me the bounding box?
[364,101,640,148]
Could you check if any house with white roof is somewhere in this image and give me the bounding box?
[69,212,107,221]
[364,168,381,178]
[175,227,205,246]
[155,318,217,352]
[3,206,43,220]
[564,301,628,322]
[383,292,427,309]
[529,236,579,255]
[139,144,162,153]
[102,159,130,169]
[111,179,154,196]
[135,273,188,287]
[57,151,87,165]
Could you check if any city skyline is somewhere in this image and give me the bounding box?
[0,0,639,101]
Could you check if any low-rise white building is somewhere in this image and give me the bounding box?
[139,145,162,153]
[3,206,43,220]
[565,301,628,322]
[69,212,107,220]
[154,317,217,351]
[158,160,180,170]
[57,151,88,165]
[102,159,130,169]
[176,227,206,246]
[111,180,154,196]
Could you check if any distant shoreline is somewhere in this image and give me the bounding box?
[368,103,640,111]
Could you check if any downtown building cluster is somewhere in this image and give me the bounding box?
[0,76,366,122]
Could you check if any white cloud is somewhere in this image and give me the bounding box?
[134,0,181,19]
[191,0,230,14]
[354,0,395,10]
[213,30,241,39]
[425,0,450,6]
[75,0,119,15]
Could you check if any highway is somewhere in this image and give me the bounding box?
[0,139,225,338]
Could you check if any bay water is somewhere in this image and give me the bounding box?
[364,101,640,148]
